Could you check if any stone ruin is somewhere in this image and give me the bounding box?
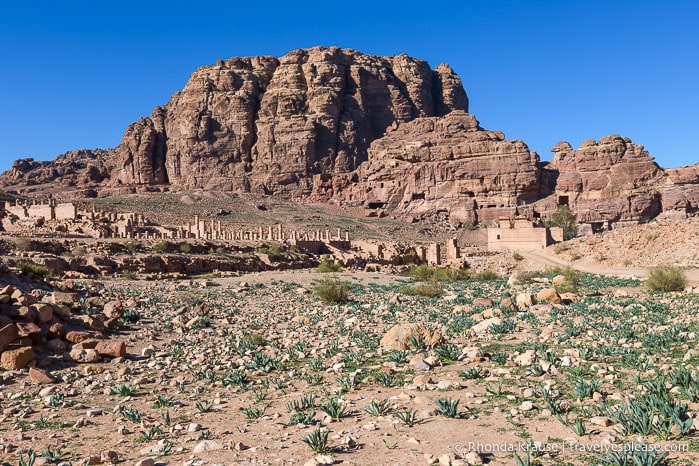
[487,217,563,252]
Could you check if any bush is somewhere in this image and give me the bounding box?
[314,279,350,304]
[404,264,471,282]
[644,266,687,292]
[16,261,50,279]
[152,241,169,254]
[513,270,540,284]
[315,257,342,273]
[178,243,192,254]
[512,252,524,261]
[475,269,499,281]
[124,241,139,254]
[14,237,38,252]
[554,266,581,294]
[547,205,578,241]
[260,244,288,261]
[399,281,444,298]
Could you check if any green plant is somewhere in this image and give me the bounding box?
[178,243,192,253]
[41,444,64,462]
[475,269,499,281]
[242,404,266,420]
[512,252,524,261]
[314,279,350,304]
[399,281,444,298]
[119,406,142,423]
[121,269,136,279]
[459,366,483,380]
[644,266,687,292]
[595,444,669,466]
[137,425,162,443]
[110,383,136,397]
[572,378,601,400]
[288,410,316,426]
[320,397,347,420]
[362,398,392,416]
[153,395,173,408]
[436,397,463,418]
[546,205,578,240]
[18,449,36,466]
[315,257,342,273]
[16,261,50,279]
[195,401,213,413]
[434,343,461,363]
[393,409,418,427]
[301,428,329,454]
[152,241,169,253]
[123,309,141,323]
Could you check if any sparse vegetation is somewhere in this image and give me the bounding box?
[546,205,578,240]
[314,278,350,304]
[315,256,342,272]
[16,261,50,279]
[644,265,687,292]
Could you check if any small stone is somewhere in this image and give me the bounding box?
[314,455,335,465]
[100,450,118,464]
[29,367,55,384]
[590,416,612,427]
[135,459,155,466]
[192,440,225,453]
[520,401,534,411]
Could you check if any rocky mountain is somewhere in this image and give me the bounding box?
[313,111,541,223]
[1,46,697,228]
[0,47,467,196]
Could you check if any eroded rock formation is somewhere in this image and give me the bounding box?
[1,46,697,228]
[313,111,541,223]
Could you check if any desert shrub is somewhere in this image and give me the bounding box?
[14,237,38,252]
[178,243,192,254]
[514,270,540,284]
[315,257,342,273]
[546,205,578,241]
[405,264,436,281]
[404,264,471,282]
[644,266,687,292]
[152,241,169,254]
[314,279,350,304]
[554,243,570,254]
[399,281,444,298]
[122,270,136,280]
[475,269,499,281]
[554,266,581,294]
[71,245,87,258]
[512,252,524,261]
[260,243,288,261]
[16,261,50,279]
[124,241,139,254]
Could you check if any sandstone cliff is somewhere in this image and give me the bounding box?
[1,46,697,228]
[313,111,541,223]
[0,47,467,196]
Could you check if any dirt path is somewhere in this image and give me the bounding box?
[520,250,699,287]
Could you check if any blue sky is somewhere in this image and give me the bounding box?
[0,1,697,174]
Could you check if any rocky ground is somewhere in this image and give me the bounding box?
[550,215,699,269]
[1,263,699,466]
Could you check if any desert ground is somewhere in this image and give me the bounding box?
[1,202,698,466]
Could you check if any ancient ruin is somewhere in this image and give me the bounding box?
[487,217,562,252]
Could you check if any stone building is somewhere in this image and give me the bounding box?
[487,217,562,251]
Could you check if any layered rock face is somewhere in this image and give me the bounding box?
[315,111,541,223]
[2,150,108,193]
[104,47,469,194]
[535,136,699,224]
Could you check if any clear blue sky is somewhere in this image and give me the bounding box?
[1,0,697,174]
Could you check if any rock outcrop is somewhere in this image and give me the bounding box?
[1,46,697,228]
[533,136,699,225]
[314,111,541,223]
[0,47,467,197]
